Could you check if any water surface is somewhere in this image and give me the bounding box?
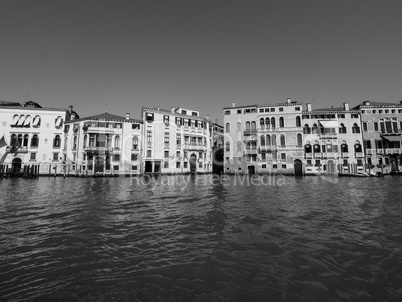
[1,175,401,301]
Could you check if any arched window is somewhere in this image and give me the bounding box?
[31,134,39,148]
[341,142,349,153]
[296,116,301,127]
[251,121,256,132]
[259,118,264,126]
[64,136,68,150]
[280,134,286,146]
[73,135,77,150]
[225,141,230,152]
[12,115,19,126]
[245,121,250,131]
[312,123,318,134]
[297,133,302,146]
[17,134,23,146]
[237,122,241,132]
[265,117,270,127]
[305,143,312,153]
[266,134,271,146]
[53,135,61,148]
[24,115,32,127]
[352,123,360,133]
[23,134,29,147]
[132,136,139,150]
[272,134,277,146]
[225,123,230,132]
[83,135,88,148]
[339,123,347,134]
[271,117,276,128]
[355,142,362,152]
[55,116,63,127]
[279,117,284,128]
[17,115,25,126]
[10,134,17,145]
[33,115,41,127]
[260,135,265,146]
[303,124,311,134]
[237,141,242,151]
[114,136,120,148]
[313,142,321,153]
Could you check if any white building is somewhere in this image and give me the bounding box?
[0,100,77,176]
[141,107,212,174]
[63,112,143,176]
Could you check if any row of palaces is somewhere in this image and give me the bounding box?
[2,97,402,177]
[223,98,402,176]
[0,100,224,176]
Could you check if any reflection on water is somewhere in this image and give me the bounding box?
[1,175,402,301]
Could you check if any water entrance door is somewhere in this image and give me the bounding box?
[190,154,197,173]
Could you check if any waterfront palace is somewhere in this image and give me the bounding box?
[1,98,402,176]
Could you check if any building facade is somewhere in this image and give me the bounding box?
[0,101,78,176]
[353,101,402,174]
[141,107,212,174]
[302,103,364,176]
[223,98,304,174]
[63,112,143,176]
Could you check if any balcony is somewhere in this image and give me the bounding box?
[341,152,349,158]
[355,152,364,158]
[305,153,313,159]
[183,144,206,151]
[244,149,258,155]
[83,146,113,152]
[259,145,277,152]
[244,130,257,136]
[377,149,384,155]
[314,153,321,159]
[385,148,401,155]
[322,152,337,158]
[6,146,28,153]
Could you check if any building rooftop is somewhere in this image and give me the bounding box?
[67,112,142,123]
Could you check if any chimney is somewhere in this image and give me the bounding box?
[206,115,210,120]
[126,113,130,120]
[157,106,160,111]
[171,107,175,113]
[287,98,291,104]
[215,119,218,124]
[68,105,73,113]
[306,103,312,111]
[364,100,370,106]
[343,102,349,111]
[71,113,76,121]
[232,102,236,107]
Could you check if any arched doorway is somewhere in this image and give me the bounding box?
[294,159,302,176]
[11,158,22,175]
[190,154,197,173]
[327,160,335,174]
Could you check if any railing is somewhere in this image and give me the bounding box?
[83,146,113,152]
[355,152,364,158]
[259,145,278,152]
[244,130,257,136]
[341,152,349,158]
[244,149,258,155]
[314,153,321,159]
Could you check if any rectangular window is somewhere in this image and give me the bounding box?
[273,164,277,169]
[30,153,36,160]
[53,152,59,161]
[163,115,169,124]
[146,150,152,157]
[270,108,275,112]
[113,154,120,161]
[343,159,348,166]
[315,160,321,167]
[147,131,152,142]
[132,124,140,129]
[131,165,138,171]
[164,132,169,143]
[146,113,154,122]
[164,150,169,158]
[131,154,138,161]
[224,110,230,115]
[184,162,188,168]
[176,134,181,144]
[113,165,119,171]
[237,109,241,114]
[164,161,169,168]
[374,122,379,131]
[176,162,180,168]
[357,159,363,166]
[363,122,368,132]
[282,164,287,169]
[295,107,301,111]
[281,153,286,161]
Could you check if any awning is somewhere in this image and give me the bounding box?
[382,136,401,142]
[319,120,339,128]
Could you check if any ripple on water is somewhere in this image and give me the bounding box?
[1,176,402,301]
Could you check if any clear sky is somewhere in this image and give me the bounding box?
[1,0,402,123]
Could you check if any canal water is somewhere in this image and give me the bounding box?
[0,174,401,301]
